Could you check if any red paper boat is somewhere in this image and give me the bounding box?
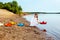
[40,21,47,24]
[4,23,12,27]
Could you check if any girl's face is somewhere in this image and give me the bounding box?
[34,14,38,18]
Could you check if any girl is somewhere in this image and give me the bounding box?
[30,13,47,32]
[30,13,39,28]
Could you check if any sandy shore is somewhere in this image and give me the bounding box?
[0,9,54,40]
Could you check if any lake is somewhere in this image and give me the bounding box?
[23,14,60,40]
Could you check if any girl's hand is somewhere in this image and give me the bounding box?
[37,20,40,24]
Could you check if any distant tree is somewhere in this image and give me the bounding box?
[12,1,18,7]
[0,2,3,9]
[18,6,22,11]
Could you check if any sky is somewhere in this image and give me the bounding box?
[0,0,60,12]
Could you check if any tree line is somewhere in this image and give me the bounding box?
[0,1,22,14]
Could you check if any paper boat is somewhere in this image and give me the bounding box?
[40,21,47,24]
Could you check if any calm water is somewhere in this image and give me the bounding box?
[23,14,60,40]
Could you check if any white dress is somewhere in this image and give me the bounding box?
[30,16,39,26]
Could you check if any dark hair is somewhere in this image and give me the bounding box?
[35,13,37,15]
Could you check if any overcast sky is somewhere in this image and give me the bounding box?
[0,0,60,12]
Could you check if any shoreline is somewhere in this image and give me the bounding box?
[0,9,55,40]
